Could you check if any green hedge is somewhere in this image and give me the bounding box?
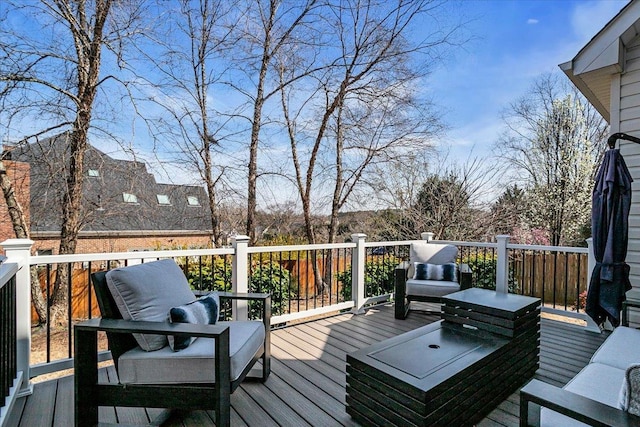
[180,256,294,317]
[337,256,399,299]
[462,253,519,293]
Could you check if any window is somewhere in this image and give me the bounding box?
[156,194,171,205]
[123,192,138,203]
[88,169,99,177]
[37,249,53,256]
[187,196,200,206]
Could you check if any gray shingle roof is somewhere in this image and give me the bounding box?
[9,133,212,234]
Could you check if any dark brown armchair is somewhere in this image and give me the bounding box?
[74,259,270,427]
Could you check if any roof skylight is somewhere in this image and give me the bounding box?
[123,192,138,203]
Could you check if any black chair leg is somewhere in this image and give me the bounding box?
[74,328,99,427]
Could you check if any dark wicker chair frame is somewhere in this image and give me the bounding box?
[74,271,271,427]
[394,261,472,319]
[519,379,640,427]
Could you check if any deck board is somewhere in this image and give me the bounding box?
[11,304,609,427]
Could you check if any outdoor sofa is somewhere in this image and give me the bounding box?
[521,326,640,426]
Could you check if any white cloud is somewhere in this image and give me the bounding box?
[527,18,539,25]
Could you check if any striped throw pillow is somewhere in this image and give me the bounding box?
[413,262,458,282]
[168,291,219,351]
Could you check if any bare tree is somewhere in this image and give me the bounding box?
[281,0,462,246]
[367,151,498,241]
[0,0,144,324]
[498,73,608,246]
[275,0,465,292]
[228,0,320,244]
[139,0,241,247]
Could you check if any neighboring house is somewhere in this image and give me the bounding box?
[561,1,640,285]
[3,133,213,254]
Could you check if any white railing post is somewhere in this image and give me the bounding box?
[1,239,34,397]
[232,235,249,321]
[421,232,435,242]
[495,235,510,294]
[351,233,367,314]
[586,237,595,285]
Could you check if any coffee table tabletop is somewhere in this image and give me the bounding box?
[348,321,507,396]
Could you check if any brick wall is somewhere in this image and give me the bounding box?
[0,161,30,242]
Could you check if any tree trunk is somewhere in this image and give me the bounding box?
[51,127,88,326]
[246,1,276,245]
[49,0,111,326]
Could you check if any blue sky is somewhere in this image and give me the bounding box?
[428,0,629,160]
[1,0,631,211]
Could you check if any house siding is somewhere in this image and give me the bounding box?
[619,35,640,288]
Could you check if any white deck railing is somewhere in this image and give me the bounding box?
[0,232,596,405]
[0,257,25,427]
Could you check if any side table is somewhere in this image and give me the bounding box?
[442,288,541,406]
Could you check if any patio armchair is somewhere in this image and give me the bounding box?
[394,242,472,319]
[74,259,270,427]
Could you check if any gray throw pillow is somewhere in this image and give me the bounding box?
[168,291,220,351]
[106,259,196,351]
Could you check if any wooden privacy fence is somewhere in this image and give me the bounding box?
[32,267,101,323]
[510,251,588,310]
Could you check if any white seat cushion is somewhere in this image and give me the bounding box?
[540,362,625,427]
[591,326,640,370]
[406,279,460,298]
[117,320,265,384]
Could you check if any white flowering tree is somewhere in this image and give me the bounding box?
[499,74,608,246]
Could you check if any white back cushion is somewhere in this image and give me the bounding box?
[408,243,458,278]
[106,259,196,351]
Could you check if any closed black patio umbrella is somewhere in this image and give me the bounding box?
[586,133,635,327]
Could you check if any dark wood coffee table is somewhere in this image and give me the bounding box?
[346,288,540,426]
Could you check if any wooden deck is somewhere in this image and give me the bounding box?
[6,303,608,427]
